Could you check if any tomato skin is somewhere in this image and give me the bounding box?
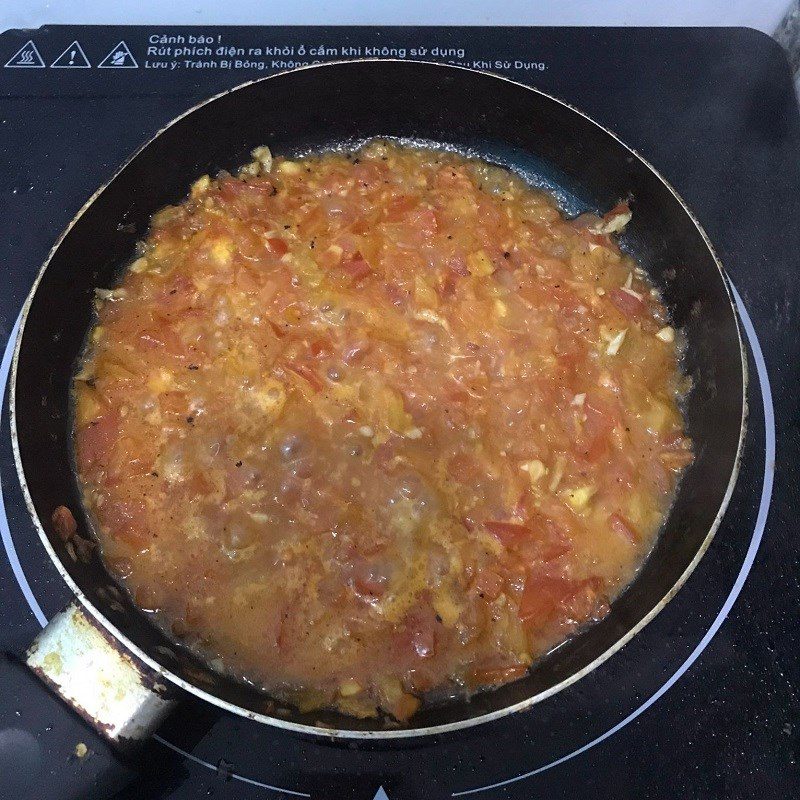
[609,512,639,543]
[284,361,323,392]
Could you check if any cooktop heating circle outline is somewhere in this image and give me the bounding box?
[0,282,774,797]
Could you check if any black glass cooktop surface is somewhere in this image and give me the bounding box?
[0,25,798,800]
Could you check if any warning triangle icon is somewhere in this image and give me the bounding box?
[51,41,91,68]
[4,40,45,68]
[98,40,138,69]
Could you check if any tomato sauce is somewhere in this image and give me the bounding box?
[74,141,692,721]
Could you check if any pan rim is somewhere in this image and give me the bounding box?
[9,58,748,740]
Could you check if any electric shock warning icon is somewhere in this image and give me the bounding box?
[98,40,138,68]
[51,41,92,68]
[4,40,45,68]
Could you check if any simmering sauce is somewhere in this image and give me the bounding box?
[74,141,692,720]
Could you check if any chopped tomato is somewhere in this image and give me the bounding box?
[609,288,645,318]
[520,575,607,631]
[485,520,531,546]
[437,271,458,299]
[159,391,188,417]
[529,515,573,562]
[351,559,390,598]
[384,194,418,220]
[486,515,571,561]
[338,253,372,283]
[582,395,620,462]
[97,498,149,547]
[76,413,119,472]
[309,336,334,359]
[467,664,528,688]
[390,693,421,721]
[411,624,435,659]
[266,237,288,255]
[405,207,438,235]
[395,607,436,661]
[472,569,505,601]
[519,575,568,628]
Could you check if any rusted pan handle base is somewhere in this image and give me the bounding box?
[25,601,177,746]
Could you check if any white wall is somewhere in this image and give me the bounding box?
[0,0,791,35]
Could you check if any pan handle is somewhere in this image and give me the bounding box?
[0,601,177,800]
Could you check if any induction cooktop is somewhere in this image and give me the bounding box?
[0,25,798,800]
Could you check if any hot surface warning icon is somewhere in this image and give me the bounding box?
[51,41,91,68]
[4,40,45,68]
[98,40,138,68]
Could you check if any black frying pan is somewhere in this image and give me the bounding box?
[7,60,745,764]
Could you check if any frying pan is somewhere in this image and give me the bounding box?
[3,60,745,794]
